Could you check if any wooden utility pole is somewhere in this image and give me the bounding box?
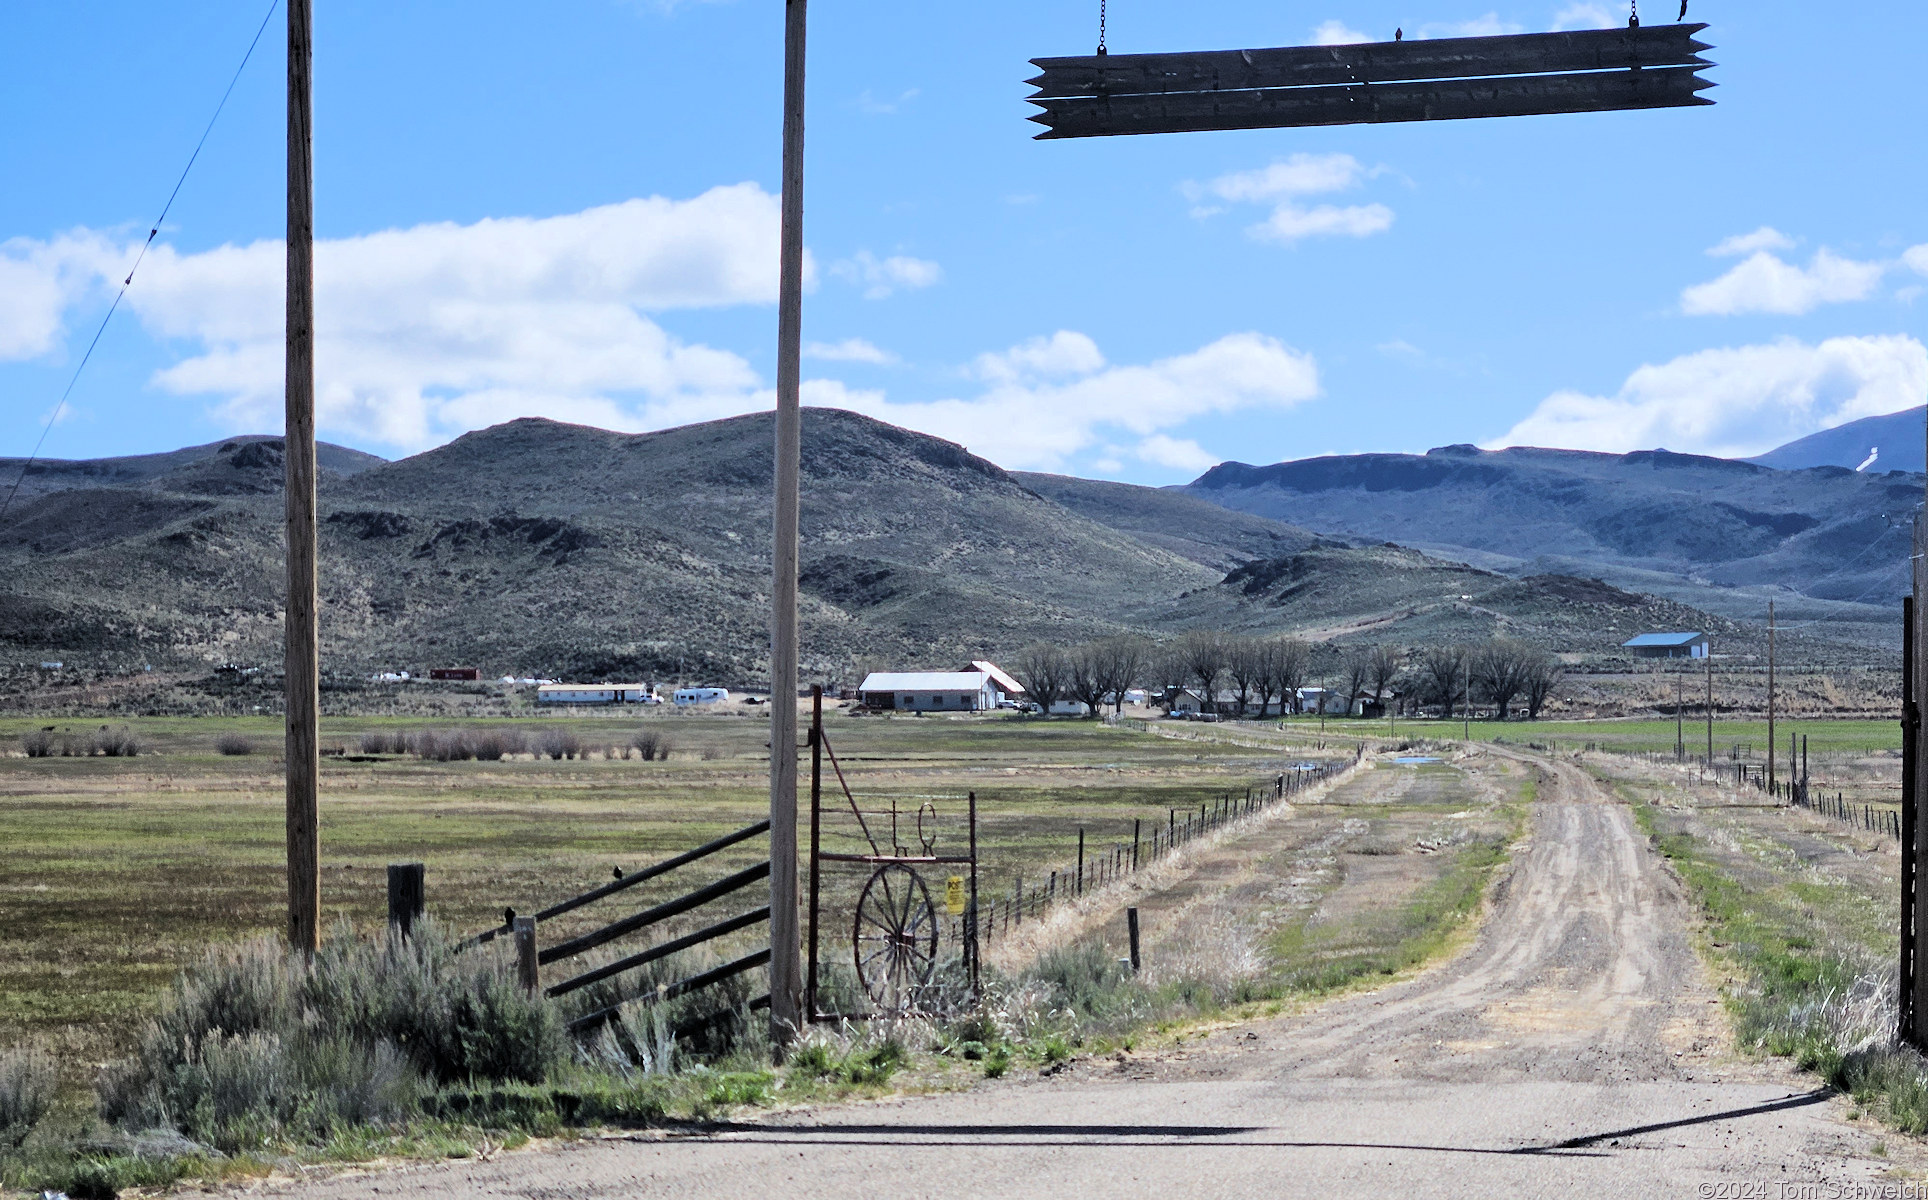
[283,0,320,957]
[1674,668,1684,760]
[1704,645,1713,763]
[766,0,808,1045]
[1767,600,1777,796]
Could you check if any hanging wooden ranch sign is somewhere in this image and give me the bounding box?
[1026,24,1714,139]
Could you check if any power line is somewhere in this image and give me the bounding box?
[0,0,280,525]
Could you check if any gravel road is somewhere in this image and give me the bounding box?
[266,751,1907,1199]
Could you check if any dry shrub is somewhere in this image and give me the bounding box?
[98,923,564,1151]
[215,733,254,756]
[0,1044,56,1148]
[537,730,582,761]
[631,729,673,762]
[19,730,55,758]
[89,728,140,757]
[359,730,415,756]
[469,729,526,761]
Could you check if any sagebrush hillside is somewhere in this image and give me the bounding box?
[0,411,1796,697]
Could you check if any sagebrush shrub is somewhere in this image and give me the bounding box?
[0,1044,56,1147]
[214,734,254,756]
[20,730,55,758]
[99,923,564,1149]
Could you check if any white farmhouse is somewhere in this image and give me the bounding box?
[858,671,998,713]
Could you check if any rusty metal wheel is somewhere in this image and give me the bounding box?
[853,863,938,1012]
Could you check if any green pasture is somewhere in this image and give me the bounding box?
[1271,714,1900,758]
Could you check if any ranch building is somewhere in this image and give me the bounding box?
[858,671,998,712]
[1622,632,1709,659]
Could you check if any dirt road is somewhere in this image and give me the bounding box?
[271,750,1905,1199]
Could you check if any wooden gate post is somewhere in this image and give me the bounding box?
[766,0,809,1049]
[1126,907,1141,972]
[513,916,539,994]
[386,863,425,938]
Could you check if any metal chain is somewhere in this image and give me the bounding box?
[1097,0,1107,55]
[1629,0,1640,26]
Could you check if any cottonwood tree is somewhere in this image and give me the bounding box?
[1065,642,1112,718]
[1226,637,1264,716]
[1011,643,1068,713]
[1259,637,1311,716]
[1471,639,1534,720]
[1365,644,1405,709]
[1178,630,1229,710]
[1098,636,1150,715]
[1521,649,1564,720]
[1341,647,1373,714]
[1415,645,1468,718]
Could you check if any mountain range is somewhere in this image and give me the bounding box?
[0,408,1910,694]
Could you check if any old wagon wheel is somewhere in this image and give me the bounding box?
[854,864,938,1012]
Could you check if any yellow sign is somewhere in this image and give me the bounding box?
[945,875,967,916]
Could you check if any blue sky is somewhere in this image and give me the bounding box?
[3,0,1926,484]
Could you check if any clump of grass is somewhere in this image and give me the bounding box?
[214,733,254,756]
[0,1045,56,1148]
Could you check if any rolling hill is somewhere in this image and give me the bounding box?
[1181,444,1920,639]
[1,411,1775,700]
[1748,406,1925,474]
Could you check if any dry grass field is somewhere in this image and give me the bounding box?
[0,710,1367,1065]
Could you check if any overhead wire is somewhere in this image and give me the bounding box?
[0,0,281,526]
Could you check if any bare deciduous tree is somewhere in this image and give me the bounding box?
[1415,645,1468,718]
[1065,642,1111,719]
[1226,637,1263,716]
[1522,649,1564,720]
[1341,647,1372,714]
[1271,638,1311,715]
[1179,630,1229,713]
[1366,644,1405,707]
[1099,636,1150,715]
[1011,643,1068,714]
[1471,638,1534,720]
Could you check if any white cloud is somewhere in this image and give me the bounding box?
[1135,434,1220,472]
[1193,154,1371,204]
[804,337,897,365]
[1419,13,1523,37]
[1902,244,1928,277]
[1310,20,1371,45]
[7,187,787,450]
[1252,203,1395,244]
[1490,335,1928,458]
[1709,226,1796,258]
[855,88,919,115]
[829,251,942,299]
[1551,3,1617,30]
[1187,153,1395,247]
[1681,248,1886,316]
[815,331,1320,472]
[0,229,128,361]
[972,331,1105,384]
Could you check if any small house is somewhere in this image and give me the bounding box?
[857,671,997,712]
[1623,632,1708,659]
[1047,699,1091,717]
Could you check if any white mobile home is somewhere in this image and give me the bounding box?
[537,683,658,705]
[673,687,730,706]
[858,671,997,713]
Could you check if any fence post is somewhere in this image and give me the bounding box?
[1127,907,1141,972]
[513,916,539,993]
[1133,818,1141,871]
[386,862,425,939]
[1077,829,1085,896]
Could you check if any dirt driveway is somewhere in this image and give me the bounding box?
[266,749,1907,1199]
